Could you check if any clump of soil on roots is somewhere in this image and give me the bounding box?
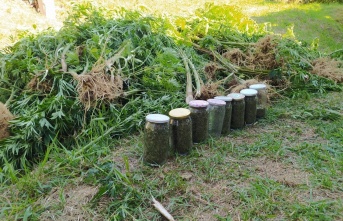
[250,35,280,70]
[229,79,260,93]
[27,74,53,93]
[0,102,14,140]
[198,82,221,100]
[204,62,226,80]
[224,35,281,71]
[71,70,123,110]
[223,48,248,67]
[311,57,343,83]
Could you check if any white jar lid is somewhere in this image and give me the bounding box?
[227,93,245,101]
[146,114,170,123]
[249,83,266,90]
[240,89,258,96]
[207,99,226,106]
[189,100,209,108]
[214,96,232,102]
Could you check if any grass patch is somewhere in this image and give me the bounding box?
[1,92,343,220]
[251,3,343,52]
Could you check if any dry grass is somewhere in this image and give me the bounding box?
[250,157,310,187]
[39,184,105,221]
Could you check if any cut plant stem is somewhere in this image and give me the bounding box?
[179,50,201,98]
[180,50,194,104]
[188,58,202,98]
[152,196,175,221]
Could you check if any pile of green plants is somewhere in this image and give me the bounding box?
[0,3,342,176]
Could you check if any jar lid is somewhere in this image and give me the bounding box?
[189,100,209,108]
[214,96,232,102]
[169,108,191,119]
[207,99,226,106]
[240,89,258,96]
[146,114,170,123]
[228,93,245,101]
[249,83,267,90]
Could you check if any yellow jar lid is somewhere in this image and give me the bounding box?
[169,108,191,119]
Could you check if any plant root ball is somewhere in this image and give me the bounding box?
[311,57,343,83]
[229,79,260,93]
[72,71,123,110]
[0,102,14,140]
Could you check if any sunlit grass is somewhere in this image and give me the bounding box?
[2,0,343,52]
[249,2,343,52]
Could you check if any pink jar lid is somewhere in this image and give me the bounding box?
[207,99,226,106]
[189,100,209,108]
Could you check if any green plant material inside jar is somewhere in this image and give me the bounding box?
[221,102,232,134]
[190,107,209,143]
[256,108,266,118]
[208,105,226,137]
[231,100,245,129]
[144,122,170,166]
[170,117,192,155]
[245,95,257,125]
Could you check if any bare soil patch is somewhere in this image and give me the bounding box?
[249,157,310,187]
[39,184,104,221]
[295,187,343,203]
[0,0,62,48]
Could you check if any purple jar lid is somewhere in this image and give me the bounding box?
[189,100,209,108]
[207,99,226,106]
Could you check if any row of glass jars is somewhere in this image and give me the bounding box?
[143,84,267,166]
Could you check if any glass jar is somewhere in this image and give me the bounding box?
[249,84,267,118]
[169,108,192,155]
[207,98,226,137]
[189,100,209,143]
[228,93,245,129]
[240,89,258,125]
[143,114,170,166]
[214,96,232,135]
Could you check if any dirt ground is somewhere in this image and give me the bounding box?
[0,0,63,48]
